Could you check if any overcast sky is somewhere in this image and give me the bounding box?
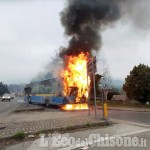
[0,0,150,84]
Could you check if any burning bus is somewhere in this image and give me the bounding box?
[24,0,120,110]
[24,52,90,110]
[24,78,78,106]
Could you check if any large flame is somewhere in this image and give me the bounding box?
[62,103,88,111]
[61,52,90,110]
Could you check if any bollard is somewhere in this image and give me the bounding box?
[104,103,108,119]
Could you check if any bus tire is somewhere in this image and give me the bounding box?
[45,99,50,107]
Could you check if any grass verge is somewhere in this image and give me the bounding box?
[13,131,25,140]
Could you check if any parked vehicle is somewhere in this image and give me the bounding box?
[2,94,12,101]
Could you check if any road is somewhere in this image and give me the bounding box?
[1,97,150,126]
[2,101,150,150]
[86,108,150,125]
[75,131,150,150]
[109,109,150,125]
[6,121,150,150]
[75,109,150,149]
[0,97,20,117]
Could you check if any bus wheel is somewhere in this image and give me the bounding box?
[45,99,50,107]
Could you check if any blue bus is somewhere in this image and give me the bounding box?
[24,78,78,106]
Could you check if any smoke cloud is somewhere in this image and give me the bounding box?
[114,0,150,30]
[31,51,63,82]
[32,0,150,82]
[60,0,120,58]
[59,0,150,58]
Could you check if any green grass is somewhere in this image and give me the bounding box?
[65,126,76,131]
[36,129,47,135]
[86,123,91,128]
[13,131,25,140]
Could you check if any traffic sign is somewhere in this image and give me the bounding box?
[87,56,97,74]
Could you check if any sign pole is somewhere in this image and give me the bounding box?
[92,58,97,118]
[102,89,104,119]
[87,56,97,118]
[86,66,90,116]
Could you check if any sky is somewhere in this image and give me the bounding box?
[0,0,150,84]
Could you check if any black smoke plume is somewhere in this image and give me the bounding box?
[59,0,120,58]
[114,0,150,30]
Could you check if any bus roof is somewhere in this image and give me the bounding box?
[27,78,57,86]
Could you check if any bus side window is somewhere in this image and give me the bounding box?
[51,82,57,94]
[57,83,62,96]
[45,84,50,94]
[32,85,39,94]
[32,86,36,94]
[39,84,45,94]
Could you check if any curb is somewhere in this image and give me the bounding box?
[14,104,44,113]
[14,107,44,112]
[110,118,150,128]
[0,120,112,142]
[97,107,150,112]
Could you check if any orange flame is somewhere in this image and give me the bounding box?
[61,52,90,110]
[62,103,88,111]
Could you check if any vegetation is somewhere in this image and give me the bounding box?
[107,91,120,100]
[36,129,47,134]
[86,123,91,128]
[123,64,150,104]
[0,82,9,96]
[13,131,25,140]
[100,67,113,89]
[90,74,103,97]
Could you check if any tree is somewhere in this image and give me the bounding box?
[123,64,150,104]
[0,82,9,96]
[90,74,103,98]
[100,67,113,89]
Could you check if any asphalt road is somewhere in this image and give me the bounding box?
[1,96,150,126]
[109,110,150,125]
[2,100,150,150]
[0,97,19,116]
[77,131,150,150]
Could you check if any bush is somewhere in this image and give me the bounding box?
[107,91,120,100]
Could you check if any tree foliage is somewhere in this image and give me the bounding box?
[123,64,150,104]
[0,82,9,96]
